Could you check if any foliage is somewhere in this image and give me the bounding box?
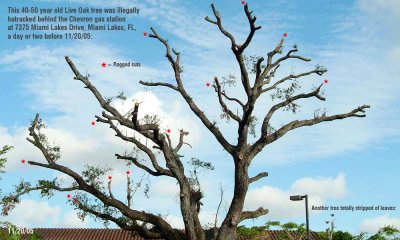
[369,225,400,240]
[271,80,301,114]
[187,158,214,190]
[0,222,42,240]
[142,114,161,125]
[238,220,306,240]
[237,222,400,240]
[237,225,267,239]
[30,118,61,162]
[243,55,266,75]
[105,91,128,104]
[248,116,258,138]
[330,230,355,240]
[81,165,112,191]
[220,74,237,88]
[37,178,60,198]
[0,145,13,176]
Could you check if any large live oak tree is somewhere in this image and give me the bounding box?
[1,3,369,240]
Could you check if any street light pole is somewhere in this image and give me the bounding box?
[290,194,310,240]
[305,195,310,240]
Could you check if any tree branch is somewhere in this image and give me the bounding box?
[240,207,269,222]
[174,129,191,152]
[272,48,311,68]
[251,105,371,156]
[213,77,242,122]
[237,4,262,53]
[138,81,179,92]
[97,113,172,177]
[75,201,164,239]
[115,154,165,177]
[261,83,326,134]
[127,174,132,208]
[24,117,180,238]
[7,183,78,202]
[262,64,280,86]
[262,68,327,93]
[249,172,268,184]
[107,180,114,198]
[145,27,235,155]
[205,4,238,50]
[205,3,252,97]
[26,114,54,164]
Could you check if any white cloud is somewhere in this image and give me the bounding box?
[4,199,60,227]
[61,210,90,228]
[3,199,90,228]
[244,173,346,219]
[359,0,400,20]
[165,214,184,229]
[359,215,400,234]
[150,178,179,198]
[291,173,346,199]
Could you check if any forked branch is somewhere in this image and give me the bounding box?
[251,105,371,156]
[262,68,327,93]
[140,27,235,155]
[261,83,326,133]
[213,77,242,122]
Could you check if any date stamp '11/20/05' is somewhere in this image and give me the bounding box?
[7,227,34,235]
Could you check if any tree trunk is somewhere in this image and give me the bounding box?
[178,184,205,240]
[216,158,249,240]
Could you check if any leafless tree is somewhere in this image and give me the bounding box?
[1,3,369,240]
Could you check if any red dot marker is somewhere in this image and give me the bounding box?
[126,170,131,175]
[241,1,246,5]
[283,33,287,38]
[143,32,148,37]
[324,79,328,84]
[108,176,112,181]
[206,82,210,87]
[91,121,95,126]
[166,129,171,134]
[21,159,26,164]
[101,62,107,68]
[67,194,71,199]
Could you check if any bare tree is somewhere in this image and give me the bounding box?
[1,3,369,240]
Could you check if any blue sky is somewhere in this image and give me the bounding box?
[1,0,399,235]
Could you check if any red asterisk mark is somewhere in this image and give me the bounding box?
[324,79,329,84]
[91,121,95,126]
[101,62,107,68]
[126,170,131,175]
[143,32,148,37]
[21,159,26,164]
[283,33,287,38]
[206,82,210,87]
[108,176,112,181]
[166,129,171,134]
[241,1,246,5]
[67,194,71,199]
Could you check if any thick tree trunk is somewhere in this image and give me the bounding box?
[163,149,205,240]
[178,184,205,240]
[216,157,249,240]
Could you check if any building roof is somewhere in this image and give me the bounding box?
[17,228,156,240]
[11,228,323,240]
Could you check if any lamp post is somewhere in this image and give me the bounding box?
[290,195,310,240]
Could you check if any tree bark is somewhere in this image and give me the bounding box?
[217,156,249,240]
